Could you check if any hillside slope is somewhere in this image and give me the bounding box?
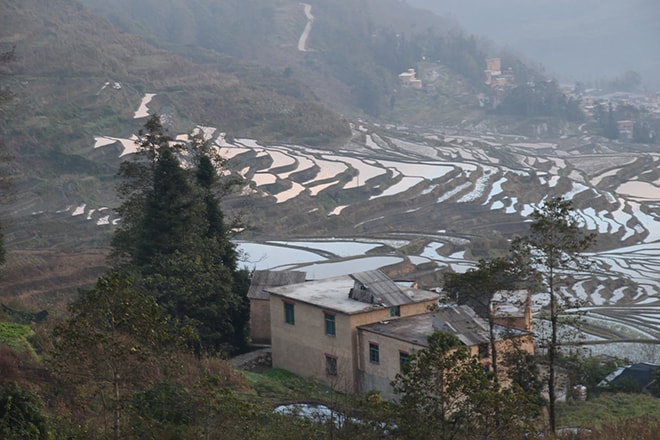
[79,0,488,120]
[0,0,349,305]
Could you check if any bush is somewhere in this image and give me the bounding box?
[0,382,49,440]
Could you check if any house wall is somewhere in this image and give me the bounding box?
[249,299,271,344]
[270,293,437,394]
[489,334,535,384]
[270,295,360,393]
[358,329,423,400]
[358,330,535,399]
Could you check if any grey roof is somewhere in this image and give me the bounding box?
[359,313,436,347]
[432,304,491,346]
[247,270,307,300]
[360,304,526,347]
[599,362,660,390]
[265,273,439,315]
[349,270,413,306]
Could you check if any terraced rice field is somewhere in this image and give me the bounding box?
[67,94,660,361]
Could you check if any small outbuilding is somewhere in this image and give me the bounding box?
[247,270,306,345]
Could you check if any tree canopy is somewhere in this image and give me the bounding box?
[51,273,192,440]
[111,115,250,354]
[444,256,525,380]
[391,331,534,440]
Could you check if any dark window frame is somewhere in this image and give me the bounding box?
[478,343,489,359]
[369,342,380,364]
[399,351,409,369]
[283,301,295,325]
[325,354,337,375]
[324,311,336,336]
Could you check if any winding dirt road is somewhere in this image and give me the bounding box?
[298,3,314,52]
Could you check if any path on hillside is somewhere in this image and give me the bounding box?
[298,3,314,52]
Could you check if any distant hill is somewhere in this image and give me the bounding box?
[79,0,494,119]
[407,0,660,89]
[0,0,350,300]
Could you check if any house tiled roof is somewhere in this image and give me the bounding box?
[432,305,491,346]
[360,304,528,348]
[247,270,307,300]
[266,272,439,315]
[349,270,413,306]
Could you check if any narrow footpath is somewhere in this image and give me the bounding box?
[298,3,314,52]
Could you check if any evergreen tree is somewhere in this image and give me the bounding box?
[602,102,620,140]
[112,115,250,354]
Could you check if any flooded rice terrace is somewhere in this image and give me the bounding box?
[89,93,660,362]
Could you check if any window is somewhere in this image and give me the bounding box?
[369,343,380,364]
[399,351,409,369]
[284,301,295,325]
[478,343,489,359]
[325,354,337,375]
[324,312,336,336]
[390,306,401,317]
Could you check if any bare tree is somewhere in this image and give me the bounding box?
[510,197,595,433]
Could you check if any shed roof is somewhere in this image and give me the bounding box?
[599,362,660,390]
[349,270,413,306]
[247,270,307,300]
[359,304,527,347]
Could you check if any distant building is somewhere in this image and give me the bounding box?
[398,68,422,89]
[486,58,502,74]
[617,120,634,140]
[598,362,660,393]
[485,57,514,88]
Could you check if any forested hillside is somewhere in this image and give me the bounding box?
[80,0,492,118]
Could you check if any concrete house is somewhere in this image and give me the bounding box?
[265,270,534,398]
[267,270,439,394]
[398,68,423,89]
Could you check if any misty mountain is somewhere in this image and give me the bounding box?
[78,0,497,119]
[407,0,660,89]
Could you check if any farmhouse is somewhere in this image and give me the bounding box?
[398,68,423,89]
[263,270,533,398]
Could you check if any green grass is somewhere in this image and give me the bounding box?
[242,368,335,406]
[0,321,35,353]
[557,393,660,430]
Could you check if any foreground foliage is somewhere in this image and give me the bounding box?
[511,197,596,433]
[392,332,537,440]
[0,382,49,440]
[50,273,193,440]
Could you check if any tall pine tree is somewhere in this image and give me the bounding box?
[112,115,250,355]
